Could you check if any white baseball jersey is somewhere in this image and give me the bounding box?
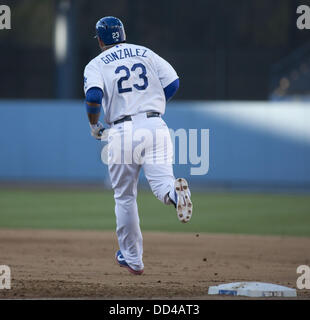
[84,43,178,125]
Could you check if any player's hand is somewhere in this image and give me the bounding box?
[90,121,105,140]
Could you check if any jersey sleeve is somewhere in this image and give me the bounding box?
[152,52,179,89]
[83,60,104,95]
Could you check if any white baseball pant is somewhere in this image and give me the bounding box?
[108,112,176,271]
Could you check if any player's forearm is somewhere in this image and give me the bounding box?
[86,102,101,124]
[85,87,103,124]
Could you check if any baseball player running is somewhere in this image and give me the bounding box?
[84,16,193,275]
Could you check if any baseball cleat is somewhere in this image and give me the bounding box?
[115,250,144,275]
[175,178,193,223]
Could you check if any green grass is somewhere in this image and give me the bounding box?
[0,189,309,236]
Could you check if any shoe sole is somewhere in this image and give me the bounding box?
[115,256,144,275]
[175,178,193,223]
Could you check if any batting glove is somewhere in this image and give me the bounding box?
[90,121,105,140]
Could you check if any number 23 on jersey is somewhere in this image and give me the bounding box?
[115,63,148,94]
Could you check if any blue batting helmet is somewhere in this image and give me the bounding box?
[95,16,126,45]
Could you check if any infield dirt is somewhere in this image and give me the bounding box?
[0,229,309,299]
